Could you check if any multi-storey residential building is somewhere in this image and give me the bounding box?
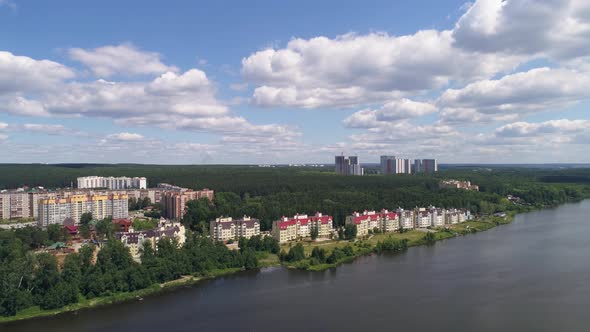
[346,211,371,237]
[272,218,298,243]
[0,192,9,220]
[396,208,415,230]
[444,209,460,224]
[161,189,214,220]
[0,190,33,220]
[428,206,445,227]
[77,176,147,190]
[380,209,399,232]
[380,156,396,175]
[415,208,432,228]
[209,216,260,242]
[414,159,438,174]
[272,212,333,243]
[335,155,363,176]
[116,219,186,261]
[38,193,128,227]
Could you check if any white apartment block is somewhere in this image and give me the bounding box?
[209,216,260,242]
[77,176,147,190]
[428,206,446,227]
[396,208,415,230]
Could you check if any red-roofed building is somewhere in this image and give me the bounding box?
[272,212,333,243]
[64,225,78,236]
[112,218,132,232]
[346,209,401,236]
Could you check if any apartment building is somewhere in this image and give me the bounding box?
[428,206,446,227]
[415,208,432,228]
[346,212,371,237]
[209,216,260,242]
[396,208,415,230]
[272,212,333,243]
[380,209,400,232]
[335,155,363,176]
[346,210,400,236]
[77,176,147,190]
[116,219,186,261]
[0,191,32,220]
[161,188,214,220]
[38,193,128,227]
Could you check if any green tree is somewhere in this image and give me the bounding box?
[95,218,115,240]
[242,248,258,270]
[80,212,93,226]
[47,224,69,243]
[181,198,213,234]
[344,224,358,240]
[285,243,305,262]
[310,225,319,240]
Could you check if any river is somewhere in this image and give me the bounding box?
[5,200,590,331]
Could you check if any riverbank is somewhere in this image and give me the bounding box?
[0,208,553,324]
[0,267,244,324]
[282,213,516,271]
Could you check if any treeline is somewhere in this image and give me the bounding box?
[280,236,410,268]
[0,228,279,317]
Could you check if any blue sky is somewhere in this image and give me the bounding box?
[1,0,589,164]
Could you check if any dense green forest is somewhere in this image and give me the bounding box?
[0,228,278,317]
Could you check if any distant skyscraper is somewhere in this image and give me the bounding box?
[422,159,438,174]
[380,155,396,175]
[414,159,438,174]
[335,155,363,176]
[335,155,347,175]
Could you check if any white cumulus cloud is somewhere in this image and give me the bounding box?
[69,43,178,77]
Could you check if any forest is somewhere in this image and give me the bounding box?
[2,164,590,232]
[0,227,278,317]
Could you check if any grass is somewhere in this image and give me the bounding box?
[280,217,514,272]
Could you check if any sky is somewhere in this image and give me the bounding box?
[1,0,590,164]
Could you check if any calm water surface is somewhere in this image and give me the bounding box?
[5,200,590,331]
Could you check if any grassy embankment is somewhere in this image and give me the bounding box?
[281,214,515,271]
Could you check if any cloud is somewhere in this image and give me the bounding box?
[106,132,145,141]
[242,30,521,108]
[0,49,301,151]
[438,67,590,123]
[343,99,437,129]
[69,43,178,77]
[452,0,590,60]
[0,51,74,94]
[22,123,68,135]
[0,0,16,11]
[494,119,590,139]
[0,122,8,130]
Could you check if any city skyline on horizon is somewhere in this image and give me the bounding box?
[1,0,590,164]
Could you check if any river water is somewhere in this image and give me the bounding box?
[5,200,590,331]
